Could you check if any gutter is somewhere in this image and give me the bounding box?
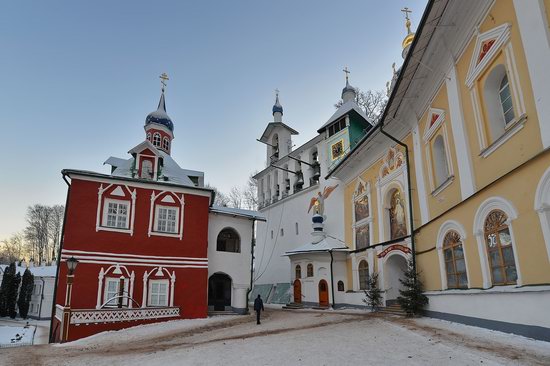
[246,218,257,314]
[329,250,335,308]
[38,277,45,320]
[49,172,71,343]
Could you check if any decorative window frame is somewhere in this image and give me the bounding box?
[154,205,180,235]
[422,109,455,195]
[136,153,159,180]
[466,23,528,156]
[96,265,135,309]
[351,251,374,291]
[352,178,373,250]
[534,167,550,263]
[436,220,471,290]
[148,279,170,307]
[148,191,185,240]
[142,267,176,308]
[216,227,241,253]
[162,137,170,152]
[152,132,162,147]
[357,259,370,291]
[96,184,137,235]
[306,263,314,277]
[473,196,521,288]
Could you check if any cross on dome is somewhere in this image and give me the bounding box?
[343,67,350,82]
[159,73,169,93]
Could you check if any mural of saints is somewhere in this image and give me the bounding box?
[389,190,407,239]
[308,185,339,216]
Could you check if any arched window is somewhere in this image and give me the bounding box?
[163,137,170,151]
[216,228,240,253]
[337,280,344,292]
[499,74,514,125]
[443,231,468,289]
[358,260,369,290]
[295,265,301,279]
[306,263,313,277]
[146,132,151,142]
[433,135,449,187]
[484,210,517,285]
[272,134,279,161]
[153,133,161,147]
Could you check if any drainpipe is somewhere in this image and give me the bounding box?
[38,277,45,320]
[379,124,417,276]
[246,218,257,315]
[329,250,335,308]
[49,173,71,343]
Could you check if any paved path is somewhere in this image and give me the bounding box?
[0,310,548,366]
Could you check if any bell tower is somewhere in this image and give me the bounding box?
[144,73,174,155]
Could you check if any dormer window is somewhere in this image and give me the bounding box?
[162,137,170,152]
[140,160,153,179]
[328,118,347,137]
[153,133,161,147]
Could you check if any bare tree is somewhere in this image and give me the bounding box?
[228,187,244,209]
[243,172,258,210]
[48,205,65,261]
[24,204,51,264]
[335,88,388,123]
[0,233,25,264]
[206,184,230,207]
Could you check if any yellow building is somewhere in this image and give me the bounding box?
[327,0,550,341]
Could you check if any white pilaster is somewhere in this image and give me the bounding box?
[446,65,476,199]
[96,268,104,309]
[513,0,550,148]
[412,125,430,224]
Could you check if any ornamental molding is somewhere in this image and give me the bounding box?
[70,306,180,324]
[466,23,512,89]
[422,108,446,143]
[377,244,411,259]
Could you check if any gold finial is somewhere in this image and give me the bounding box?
[159,72,169,92]
[401,7,412,34]
[343,66,350,82]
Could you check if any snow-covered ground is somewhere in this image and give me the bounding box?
[0,324,34,348]
[1,310,549,365]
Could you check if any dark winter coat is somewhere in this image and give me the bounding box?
[254,297,264,312]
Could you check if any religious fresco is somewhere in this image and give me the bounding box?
[389,189,407,239]
[355,224,370,250]
[307,184,339,216]
[379,147,405,179]
[354,195,369,222]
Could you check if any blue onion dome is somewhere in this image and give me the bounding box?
[272,93,283,115]
[145,92,174,132]
[312,214,324,223]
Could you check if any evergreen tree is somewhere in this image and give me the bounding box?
[397,258,429,317]
[17,269,34,319]
[7,271,21,319]
[0,262,16,317]
[363,272,383,311]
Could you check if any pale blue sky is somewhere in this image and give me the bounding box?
[0,0,427,239]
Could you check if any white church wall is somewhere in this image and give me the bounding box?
[208,213,254,313]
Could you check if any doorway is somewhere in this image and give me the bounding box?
[208,273,232,311]
[318,279,329,307]
[293,279,301,304]
[384,254,408,304]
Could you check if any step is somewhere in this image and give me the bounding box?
[208,310,240,316]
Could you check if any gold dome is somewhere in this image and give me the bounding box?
[402,32,415,49]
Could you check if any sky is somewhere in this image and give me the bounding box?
[0,0,427,239]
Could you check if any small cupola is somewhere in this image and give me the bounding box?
[272,89,283,123]
[144,73,174,155]
[341,67,357,103]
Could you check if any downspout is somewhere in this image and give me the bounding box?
[246,218,256,315]
[379,123,417,276]
[329,250,335,308]
[48,172,71,343]
[38,277,45,320]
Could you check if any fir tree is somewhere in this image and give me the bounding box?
[7,272,21,318]
[17,269,34,319]
[0,262,16,317]
[397,258,429,317]
[363,272,383,311]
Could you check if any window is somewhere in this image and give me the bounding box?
[337,281,344,292]
[147,132,151,141]
[104,200,129,229]
[103,277,128,306]
[217,228,240,253]
[358,260,369,290]
[280,228,284,237]
[499,74,514,125]
[295,265,301,279]
[153,133,161,147]
[443,231,468,289]
[328,118,346,137]
[295,222,299,235]
[156,206,178,233]
[484,210,517,285]
[271,230,274,239]
[433,135,449,187]
[148,280,169,307]
[306,263,313,277]
[163,137,170,151]
[140,160,153,179]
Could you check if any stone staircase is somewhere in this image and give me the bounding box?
[282,302,304,310]
[377,302,407,316]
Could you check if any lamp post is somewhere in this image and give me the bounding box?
[61,257,78,342]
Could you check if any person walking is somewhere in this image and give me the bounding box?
[253,294,264,325]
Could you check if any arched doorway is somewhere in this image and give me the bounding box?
[293,279,301,304]
[384,254,408,304]
[318,279,329,307]
[208,273,232,311]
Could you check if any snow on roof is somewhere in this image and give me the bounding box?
[284,236,349,255]
[210,206,266,221]
[259,122,299,143]
[317,99,370,133]
[0,265,57,277]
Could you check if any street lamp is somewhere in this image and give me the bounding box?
[61,257,78,342]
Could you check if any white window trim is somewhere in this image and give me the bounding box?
[148,191,185,240]
[154,205,180,234]
[473,196,522,288]
[148,279,170,307]
[142,267,175,308]
[96,184,136,235]
[436,220,471,290]
[96,266,135,309]
[534,167,550,263]
[422,111,455,195]
[102,199,130,230]
[103,276,129,307]
[152,132,162,147]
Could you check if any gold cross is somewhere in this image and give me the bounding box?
[343,66,350,82]
[159,73,169,92]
